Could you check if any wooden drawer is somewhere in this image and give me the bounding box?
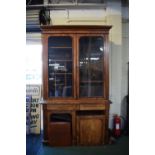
[47,104,76,111]
[79,104,105,111]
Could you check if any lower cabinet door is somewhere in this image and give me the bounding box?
[48,122,72,146]
[77,116,105,145]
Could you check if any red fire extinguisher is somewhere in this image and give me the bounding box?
[113,115,121,137]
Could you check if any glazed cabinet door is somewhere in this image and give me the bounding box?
[44,35,76,99]
[77,35,106,98]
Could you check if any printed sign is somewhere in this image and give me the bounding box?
[26,95,31,134]
[26,85,41,134]
[26,85,41,97]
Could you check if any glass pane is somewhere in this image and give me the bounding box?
[79,36,104,97]
[48,36,73,97]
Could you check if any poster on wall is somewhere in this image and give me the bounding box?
[26,95,31,134]
[26,85,41,134]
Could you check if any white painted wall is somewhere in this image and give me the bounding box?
[121,6,129,123]
[50,9,107,25]
[106,0,122,128]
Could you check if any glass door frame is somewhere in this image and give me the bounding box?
[42,33,109,100]
[43,33,77,99]
[76,34,108,99]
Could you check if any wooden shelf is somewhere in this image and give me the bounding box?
[49,72,72,75]
[51,84,64,86]
[80,80,103,83]
[49,46,72,49]
[49,60,72,62]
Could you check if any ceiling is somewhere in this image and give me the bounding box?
[49,0,104,3]
[26,0,129,8]
[27,0,105,5]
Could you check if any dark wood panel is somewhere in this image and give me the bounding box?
[47,104,77,111]
[104,34,110,99]
[41,25,112,34]
[48,122,72,146]
[40,99,109,104]
[79,104,105,110]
